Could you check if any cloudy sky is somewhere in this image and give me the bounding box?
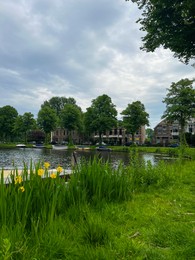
[0,0,194,128]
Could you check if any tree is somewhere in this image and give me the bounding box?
[145,128,154,144]
[84,94,118,144]
[37,106,58,144]
[162,78,195,145]
[0,105,18,142]
[60,104,83,144]
[13,112,36,143]
[126,0,195,64]
[41,96,80,117]
[121,101,149,143]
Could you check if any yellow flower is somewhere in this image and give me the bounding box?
[50,173,57,179]
[56,166,63,173]
[14,176,23,185]
[38,168,44,176]
[19,186,25,192]
[44,162,50,169]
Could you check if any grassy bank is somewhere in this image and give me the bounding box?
[0,156,194,259]
[111,145,195,159]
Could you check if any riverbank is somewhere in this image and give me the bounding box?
[0,158,194,259]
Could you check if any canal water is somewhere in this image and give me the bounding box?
[0,148,175,170]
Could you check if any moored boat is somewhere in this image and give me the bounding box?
[96,146,112,151]
[76,145,90,150]
[52,145,68,150]
[33,144,46,148]
[16,144,26,148]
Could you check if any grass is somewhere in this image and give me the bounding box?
[0,155,194,259]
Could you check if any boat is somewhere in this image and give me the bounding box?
[76,145,90,150]
[96,146,112,151]
[16,144,26,148]
[33,144,46,148]
[52,145,68,150]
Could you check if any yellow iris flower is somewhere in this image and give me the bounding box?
[14,176,23,185]
[50,173,57,179]
[38,168,44,176]
[56,166,63,173]
[19,186,25,192]
[44,162,50,169]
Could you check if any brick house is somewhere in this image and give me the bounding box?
[51,126,146,145]
[153,118,195,146]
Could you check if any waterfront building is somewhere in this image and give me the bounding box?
[51,126,146,145]
[153,118,195,146]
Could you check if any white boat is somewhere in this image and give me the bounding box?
[52,145,68,150]
[16,144,26,148]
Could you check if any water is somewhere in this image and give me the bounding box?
[0,148,175,170]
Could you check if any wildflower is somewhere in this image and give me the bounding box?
[14,176,23,185]
[38,168,44,176]
[19,186,25,192]
[44,162,50,169]
[56,166,63,173]
[50,173,57,179]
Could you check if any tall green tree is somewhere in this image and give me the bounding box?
[60,104,83,144]
[162,78,195,145]
[84,94,117,144]
[126,0,195,63]
[121,101,149,143]
[37,106,58,144]
[0,105,18,142]
[13,112,36,143]
[41,96,79,117]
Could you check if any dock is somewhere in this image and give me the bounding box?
[0,169,72,185]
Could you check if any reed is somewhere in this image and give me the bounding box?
[0,156,194,259]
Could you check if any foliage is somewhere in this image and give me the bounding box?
[185,132,195,147]
[41,96,79,117]
[84,94,117,143]
[121,101,149,142]
[13,112,36,143]
[127,0,195,63]
[145,128,154,144]
[162,78,195,145]
[37,106,58,143]
[0,106,18,142]
[60,104,83,143]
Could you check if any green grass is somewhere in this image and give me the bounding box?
[0,156,194,259]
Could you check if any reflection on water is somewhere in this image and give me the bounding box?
[0,148,175,169]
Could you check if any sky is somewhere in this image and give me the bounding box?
[0,0,194,129]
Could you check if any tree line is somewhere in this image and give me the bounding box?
[0,78,194,145]
[0,95,149,145]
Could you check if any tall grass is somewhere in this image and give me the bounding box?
[69,157,132,204]
[0,156,174,229]
[0,155,194,259]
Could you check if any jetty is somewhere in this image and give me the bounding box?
[1,169,72,185]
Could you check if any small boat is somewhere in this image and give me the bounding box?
[52,145,68,150]
[16,144,26,148]
[33,144,46,148]
[76,145,90,150]
[96,146,112,151]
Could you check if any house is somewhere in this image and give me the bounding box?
[51,126,146,145]
[51,128,83,144]
[93,126,146,145]
[153,119,195,146]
